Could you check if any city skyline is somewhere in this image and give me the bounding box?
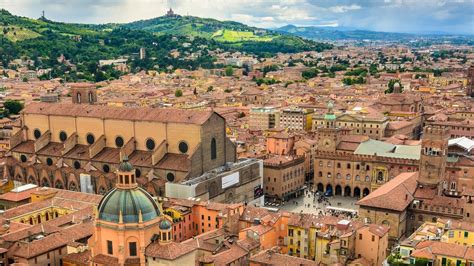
[1,0,473,35]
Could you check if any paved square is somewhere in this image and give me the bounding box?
[265,190,359,216]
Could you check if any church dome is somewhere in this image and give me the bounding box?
[98,187,160,223]
[159,219,172,230]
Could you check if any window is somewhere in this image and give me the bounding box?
[86,133,95,145]
[135,169,141,177]
[372,235,375,241]
[59,131,68,142]
[129,242,137,256]
[115,136,124,147]
[102,164,110,173]
[88,92,94,103]
[465,231,469,238]
[20,154,27,162]
[167,172,175,182]
[33,129,42,139]
[73,161,81,169]
[46,158,53,166]
[448,230,454,238]
[179,141,189,154]
[107,240,113,255]
[211,138,217,160]
[359,234,362,240]
[146,138,156,151]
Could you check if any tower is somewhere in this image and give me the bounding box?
[91,156,163,264]
[70,83,97,104]
[418,126,449,191]
[467,65,474,97]
[317,101,345,152]
[139,47,146,60]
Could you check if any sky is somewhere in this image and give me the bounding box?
[1,0,473,34]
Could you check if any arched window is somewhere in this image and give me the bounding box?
[76,93,81,103]
[211,138,217,160]
[451,182,456,190]
[88,92,94,103]
[377,171,384,182]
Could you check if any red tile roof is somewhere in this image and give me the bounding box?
[22,102,214,125]
[357,172,418,211]
[145,241,196,260]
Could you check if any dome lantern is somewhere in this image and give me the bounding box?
[117,155,137,189]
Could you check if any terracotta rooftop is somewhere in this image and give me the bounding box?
[145,241,195,260]
[413,240,469,259]
[0,187,36,202]
[357,172,418,211]
[62,250,91,264]
[249,249,318,265]
[22,102,215,125]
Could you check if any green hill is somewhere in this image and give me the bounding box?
[123,15,331,53]
[0,9,332,82]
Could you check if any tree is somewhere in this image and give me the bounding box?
[4,100,24,115]
[175,89,183,97]
[225,66,234,77]
[302,68,319,79]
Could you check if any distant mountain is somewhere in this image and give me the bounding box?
[276,24,474,43]
[276,25,413,41]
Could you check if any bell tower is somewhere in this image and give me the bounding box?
[317,101,346,152]
[418,125,449,191]
[70,83,97,104]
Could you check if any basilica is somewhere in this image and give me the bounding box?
[4,85,236,197]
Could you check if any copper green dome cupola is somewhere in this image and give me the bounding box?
[97,156,161,224]
[117,155,137,189]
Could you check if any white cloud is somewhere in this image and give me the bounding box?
[0,0,472,34]
[261,17,274,22]
[328,4,361,13]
